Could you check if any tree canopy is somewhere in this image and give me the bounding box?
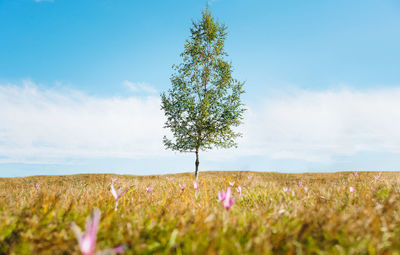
[161,8,246,178]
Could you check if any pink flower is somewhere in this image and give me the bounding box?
[349,186,355,193]
[111,184,129,200]
[248,175,253,180]
[218,190,226,202]
[304,187,309,192]
[71,209,100,255]
[278,209,286,214]
[236,185,242,195]
[146,187,153,193]
[71,209,125,255]
[113,246,126,253]
[223,187,234,211]
[35,183,40,189]
[298,181,303,187]
[229,182,235,187]
[283,187,290,192]
[179,184,185,191]
[353,171,358,176]
[374,173,382,181]
[193,181,199,190]
[218,187,234,211]
[110,183,130,210]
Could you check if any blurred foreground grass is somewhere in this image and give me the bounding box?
[1,171,400,254]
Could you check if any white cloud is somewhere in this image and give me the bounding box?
[233,87,400,162]
[0,81,166,164]
[1,81,400,165]
[123,80,158,94]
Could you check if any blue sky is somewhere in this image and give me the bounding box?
[1,0,400,177]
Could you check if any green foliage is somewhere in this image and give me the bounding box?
[161,8,245,155]
[375,184,390,201]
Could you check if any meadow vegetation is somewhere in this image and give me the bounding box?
[1,171,400,254]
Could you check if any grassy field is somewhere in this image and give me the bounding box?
[1,171,400,254]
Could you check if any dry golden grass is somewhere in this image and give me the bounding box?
[1,171,400,254]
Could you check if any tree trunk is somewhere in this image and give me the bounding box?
[195,150,199,180]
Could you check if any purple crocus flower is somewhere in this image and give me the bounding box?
[283,187,290,193]
[193,181,199,190]
[298,181,303,187]
[179,184,185,191]
[110,183,130,210]
[146,187,153,193]
[229,182,235,187]
[71,209,125,255]
[353,171,358,176]
[374,173,382,181]
[71,209,100,255]
[236,186,242,196]
[218,190,226,202]
[349,186,355,193]
[278,209,286,214]
[218,187,234,211]
[112,246,126,253]
[223,187,234,211]
[35,183,40,189]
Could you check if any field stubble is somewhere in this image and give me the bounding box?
[1,171,400,254]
